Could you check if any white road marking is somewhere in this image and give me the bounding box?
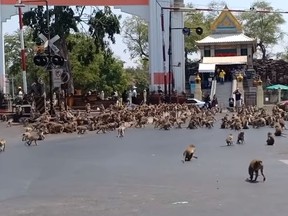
[279,160,288,165]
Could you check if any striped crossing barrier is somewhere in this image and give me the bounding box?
[34,96,46,114]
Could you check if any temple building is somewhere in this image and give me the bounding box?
[195,6,257,83]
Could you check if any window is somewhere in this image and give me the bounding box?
[241,48,248,56]
[204,50,211,57]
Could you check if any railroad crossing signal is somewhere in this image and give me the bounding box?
[33,34,64,67]
[38,33,60,54]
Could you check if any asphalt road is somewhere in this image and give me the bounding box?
[1,117,288,216]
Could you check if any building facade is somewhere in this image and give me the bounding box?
[196,6,257,80]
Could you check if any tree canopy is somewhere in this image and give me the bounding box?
[239,1,285,59]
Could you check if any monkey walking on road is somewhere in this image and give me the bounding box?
[237,132,245,144]
[182,144,198,163]
[247,159,266,182]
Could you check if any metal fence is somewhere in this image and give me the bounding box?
[244,92,256,106]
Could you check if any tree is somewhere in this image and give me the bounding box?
[122,16,149,61]
[22,6,121,93]
[125,66,149,92]
[68,33,129,94]
[4,31,46,96]
[239,1,285,59]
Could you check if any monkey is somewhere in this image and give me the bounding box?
[0,139,6,152]
[237,132,245,144]
[274,125,285,137]
[182,144,198,163]
[266,132,275,146]
[77,126,87,134]
[247,159,266,182]
[117,126,125,138]
[6,118,13,127]
[226,134,233,146]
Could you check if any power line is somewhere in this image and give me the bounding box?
[161,6,288,15]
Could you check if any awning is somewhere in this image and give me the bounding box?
[202,56,247,65]
[198,63,216,73]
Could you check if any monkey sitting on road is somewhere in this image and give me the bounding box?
[226,134,233,146]
[247,159,266,182]
[274,125,285,137]
[266,132,275,146]
[182,144,198,163]
[237,131,245,144]
[0,139,6,152]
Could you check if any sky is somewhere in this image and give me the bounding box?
[2,0,288,67]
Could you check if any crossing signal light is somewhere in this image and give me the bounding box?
[33,55,48,67]
[51,55,64,66]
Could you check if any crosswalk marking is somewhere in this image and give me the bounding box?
[279,160,288,165]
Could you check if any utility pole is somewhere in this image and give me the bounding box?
[15,1,27,94]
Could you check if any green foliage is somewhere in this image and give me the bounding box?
[22,6,78,41]
[184,4,212,55]
[4,30,47,95]
[68,34,129,94]
[239,1,285,59]
[125,66,149,92]
[88,6,121,52]
[122,15,149,60]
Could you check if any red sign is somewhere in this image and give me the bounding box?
[215,52,237,57]
[153,72,173,85]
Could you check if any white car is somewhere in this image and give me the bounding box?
[186,98,206,108]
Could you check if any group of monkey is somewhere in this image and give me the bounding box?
[182,143,266,183]
[225,130,275,146]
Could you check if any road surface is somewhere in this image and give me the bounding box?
[0,118,288,216]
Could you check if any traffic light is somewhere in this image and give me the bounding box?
[182,27,191,36]
[195,27,203,35]
[182,27,203,36]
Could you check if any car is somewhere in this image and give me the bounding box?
[186,98,206,108]
[278,100,288,111]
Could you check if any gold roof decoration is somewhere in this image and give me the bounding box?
[210,6,242,33]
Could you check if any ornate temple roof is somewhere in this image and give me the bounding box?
[196,33,256,44]
[196,6,256,45]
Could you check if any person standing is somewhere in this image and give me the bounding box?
[233,88,242,111]
[219,70,226,84]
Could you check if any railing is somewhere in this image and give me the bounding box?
[210,79,217,100]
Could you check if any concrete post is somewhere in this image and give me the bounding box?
[194,75,202,100]
[256,79,264,108]
[100,91,105,100]
[143,89,147,104]
[128,90,132,105]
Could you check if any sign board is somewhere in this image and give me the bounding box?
[52,68,63,88]
[61,72,70,83]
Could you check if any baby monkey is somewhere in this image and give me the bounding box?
[226,134,233,146]
[266,132,275,145]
